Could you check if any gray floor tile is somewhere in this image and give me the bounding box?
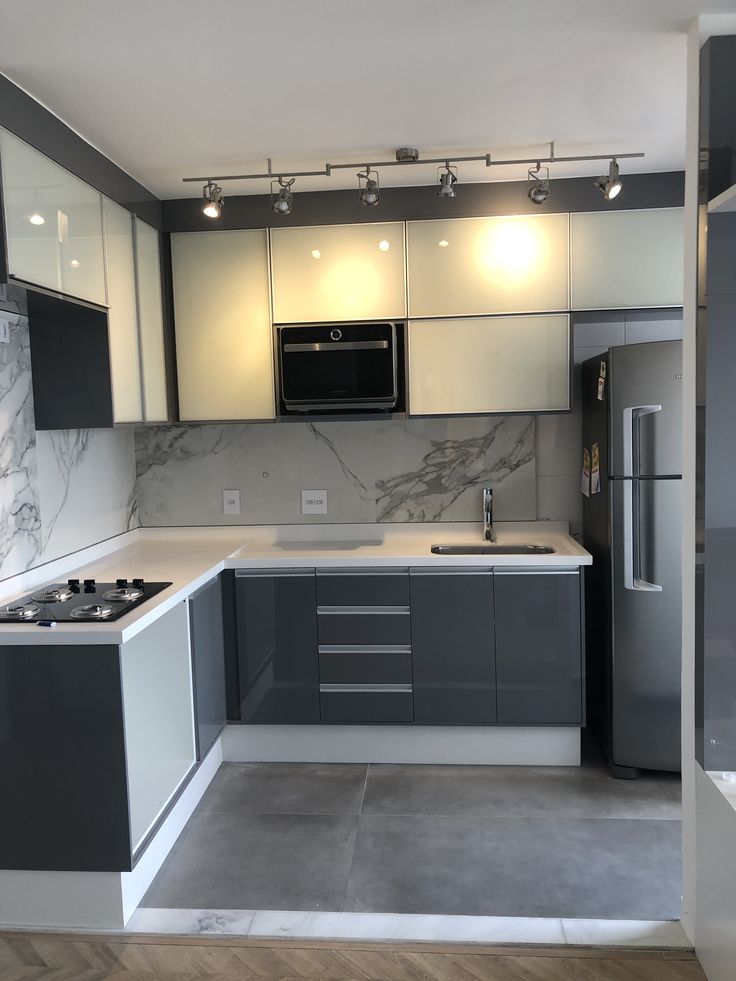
[199,763,367,815]
[362,764,681,820]
[141,811,358,911]
[344,814,681,919]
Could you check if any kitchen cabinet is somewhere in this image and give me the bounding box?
[134,217,169,421]
[234,570,320,723]
[0,128,107,305]
[189,576,227,759]
[270,221,406,323]
[102,197,143,422]
[408,314,570,415]
[171,229,274,420]
[494,569,584,724]
[407,214,569,318]
[410,570,496,724]
[570,208,684,310]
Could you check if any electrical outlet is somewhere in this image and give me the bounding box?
[222,489,240,515]
[301,489,327,515]
[0,318,9,344]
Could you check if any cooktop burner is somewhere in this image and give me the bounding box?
[0,579,172,624]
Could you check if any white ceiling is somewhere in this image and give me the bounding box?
[0,0,732,199]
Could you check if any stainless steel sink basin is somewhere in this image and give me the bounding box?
[431,543,555,555]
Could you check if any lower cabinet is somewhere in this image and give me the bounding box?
[188,576,227,759]
[494,570,584,724]
[410,570,496,724]
[234,570,320,723]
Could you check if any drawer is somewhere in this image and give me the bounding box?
[319,649,412,685]
[316,571,409,607]
[318,610,411,646]
[320,686,413,723]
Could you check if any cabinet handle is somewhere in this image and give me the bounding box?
[317,605,410,615]
[318,644,411,655]
[235,569,314,578]
[320,683,412,693]
[317,569,409,577]
[493,568,579,576]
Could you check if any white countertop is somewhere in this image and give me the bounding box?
[0,522,590,645]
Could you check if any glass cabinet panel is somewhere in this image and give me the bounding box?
[270,221,406,323]
[407,213,569,318]
[134,217,169,421]
[103,197,142,422]
[0,128,106,305]
[408,314,570,415]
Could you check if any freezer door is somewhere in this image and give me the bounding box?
[611,478,682,770]
[610,341,682,477]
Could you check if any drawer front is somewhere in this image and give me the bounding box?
[318,611,411,646]
[319,650,412,685]
[320,687,413,724]
[316,572,409,607]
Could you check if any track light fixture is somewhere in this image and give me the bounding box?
[527,162,550,205]
[202,181,224,218]
[358,168,380,207]
[271,177,295,216]
[437,164,458,199]
[594,158,623,201]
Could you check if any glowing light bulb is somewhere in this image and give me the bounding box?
[438,239,449,248]
[29,212,45,225]
[69,258,80,268]
[311,249,321,259]
[378,240,390,252]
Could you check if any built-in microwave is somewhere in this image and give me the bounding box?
[277,321,401,414]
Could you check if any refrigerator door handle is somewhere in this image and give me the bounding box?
[623,480,663,592]
[622,404,662,478]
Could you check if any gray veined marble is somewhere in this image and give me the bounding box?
[134,416,536,527]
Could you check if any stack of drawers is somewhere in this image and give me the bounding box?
[316,569,413,723]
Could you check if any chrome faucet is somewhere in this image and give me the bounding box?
[482,487,496,542]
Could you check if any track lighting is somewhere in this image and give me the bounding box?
[271,177,295,215]
[358,168,380,207]
[202,181,223,218]
[527,163,550,205]
[594,159,623,201]
[437,164,458,199]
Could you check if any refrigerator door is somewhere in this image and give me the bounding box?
[611,477,682,770]
[609,340,683,477]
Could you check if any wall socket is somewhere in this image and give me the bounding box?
[222,489,241,515]
[301,489,328,515]
[0,318,9,344]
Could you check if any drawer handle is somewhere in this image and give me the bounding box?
[317,570,409,577]
[317,606,410,615]
[320,684,413,693]
[319,644,411,655]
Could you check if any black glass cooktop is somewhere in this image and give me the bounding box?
[0,579,172,624]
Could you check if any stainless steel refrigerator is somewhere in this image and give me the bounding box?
[582,340,682,777]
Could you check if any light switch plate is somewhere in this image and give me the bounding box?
[0,318,9,344]
[301,489,328,515]
[222,489,241,515]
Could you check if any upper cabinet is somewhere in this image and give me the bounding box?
[172,229,274,421]
[134,217,169,422]
[0,128,106,305]
[270,221,406,323]
[570,208,684,310]
[407,214,569,318]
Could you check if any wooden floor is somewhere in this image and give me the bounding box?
[0,932,705,981]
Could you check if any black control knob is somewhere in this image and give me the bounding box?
[132,578,145,590]
[116,578,128,588]
[84,578,96,593]
[68,577,80,593]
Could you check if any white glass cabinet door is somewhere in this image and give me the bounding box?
[408,314,570,415]
[134,217,169,421]
[571,208,684,310]
[407,214,569,318]
[172,229,274,421]
[102,198,142,422]
[0,128,106,305]
[270,221,406,323]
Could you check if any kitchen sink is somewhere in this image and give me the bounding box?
[431,543,555,555]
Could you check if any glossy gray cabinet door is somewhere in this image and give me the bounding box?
[410,570,496,724]
[189,576,227,759]
[235,571,320,723]
[494,570,583,725]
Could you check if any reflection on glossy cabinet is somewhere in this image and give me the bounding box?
[571,208,684,310]
[134,217,169,421]
[103,198,142,422]
[408,314,570,415]
[172,229,274,420]
[407,214,569,318]
[270,222,406,323]
[0,128,106,305]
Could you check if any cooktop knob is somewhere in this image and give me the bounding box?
[84,578,96,592]
[132,578,145,590]
[116,578,128,588]
[68,578,80,592]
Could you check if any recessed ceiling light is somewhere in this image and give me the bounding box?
[311,249,321,259]
[378,240,390,252]
[438,239,449,248]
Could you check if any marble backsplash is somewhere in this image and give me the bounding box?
[134,415,536,527]
[0,289,138,582]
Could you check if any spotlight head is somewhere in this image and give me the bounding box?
[271,177,295,216]
[202,181,223,218]
[358,168,380,207]
[437,165,458,199]
[594,159,623,201]
[527,163,550,205]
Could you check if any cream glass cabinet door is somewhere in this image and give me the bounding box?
[103,198,143,422]
[172,229,274,421]
[407,214,569,318]
[571,208,684,309]
[408,314,570,415]
[0,128,106,305]
[134,217,169,421]
[270,221,406,323]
